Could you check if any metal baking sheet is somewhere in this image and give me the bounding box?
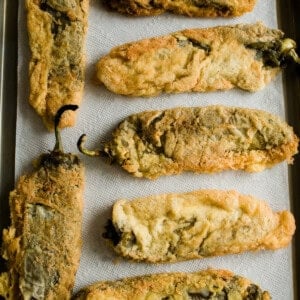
[0,1,17,234]
[0,0,299,299]
[277,1,300,299]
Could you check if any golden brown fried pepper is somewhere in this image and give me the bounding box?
[78,105,298,179]
[103,0,256,17]
[0,105,85,299]
[26,0,89,129]
[96,23,300,97]
[72,269,271,300]
[102,190,295,263]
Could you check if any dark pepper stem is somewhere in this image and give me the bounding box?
[54,105,79,152]
[102,219,122,246]
[246,37,300,67]
[77,134,102,157]
[280,38,300,64]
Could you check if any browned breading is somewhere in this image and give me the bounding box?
[72,269,270,299]
[96,23,298,97]
[0,106,85,299]
[104,0,256,17]
[96,105,298,179]
[26,0,89,129]
[103,190,295,263]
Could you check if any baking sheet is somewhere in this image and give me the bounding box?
[0,0,298,298]
[278,2,300,298]
[0,0,17,234]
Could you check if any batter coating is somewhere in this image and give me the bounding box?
[103,0,256,17]
[79,105,298,179]
[103,190,295,263]
[26,0,89,129]
[73,269,270,299]
[0,106,85,299]
[96,23,300,97]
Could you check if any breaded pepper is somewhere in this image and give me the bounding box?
[78,105,298,179]
[0,105,85,299]
[96,23,300,97]
[72,269,271,300]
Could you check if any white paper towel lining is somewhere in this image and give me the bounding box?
[17,0,293,299]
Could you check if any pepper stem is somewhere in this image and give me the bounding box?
[54,105,79,152]
[77,134,102,157]
[280,38,300,64]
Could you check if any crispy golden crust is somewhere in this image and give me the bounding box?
[26,0,89,129]
[104,0,256,17]
[104,105,299,179]
[105,190,295,263]
[72,269,270,299]
[0,153,85,299]
[96,23,283,96]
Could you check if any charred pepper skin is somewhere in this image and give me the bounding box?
[0,105,85,300]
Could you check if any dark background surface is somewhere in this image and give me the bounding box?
[0,0,299,298]
[0,0,18,273]
[277,1,300,299]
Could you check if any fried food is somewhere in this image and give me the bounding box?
[72,269,270,299]
[26,0,89,129]
[103,189,295,263]
[0,106,85,299]
[103,0,256,17]
[96,23,300,97]
[78,105,299,179]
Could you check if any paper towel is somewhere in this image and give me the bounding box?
[17,0,294,298]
